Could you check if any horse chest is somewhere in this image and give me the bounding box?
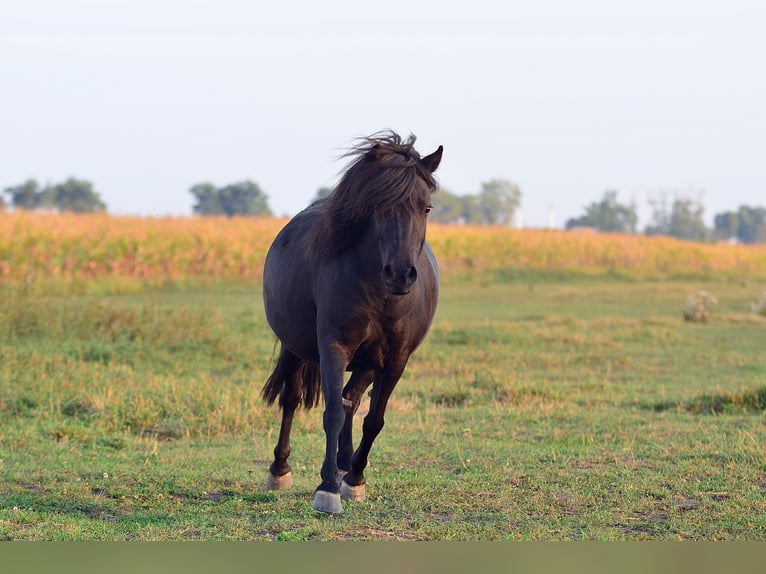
[348,344,385,372]
[344,316,412,372]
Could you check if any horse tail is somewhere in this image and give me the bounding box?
[297,362,322,409]
[261,351,322,410]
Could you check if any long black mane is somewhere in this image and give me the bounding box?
[309,131,438,257]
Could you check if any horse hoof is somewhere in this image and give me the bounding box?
[340,480,366,501]
[265,471,293,491]
[312,490,343,514]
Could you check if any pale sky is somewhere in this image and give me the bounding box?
[2,1,764,228]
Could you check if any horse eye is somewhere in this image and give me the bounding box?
[425,206,432,215]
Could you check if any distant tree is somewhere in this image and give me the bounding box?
[45,178,106,213]
[645,192,708,241]
[4,179,41,210]
[190,183,223,215]
[477,179,522,225]
[565,190,638,233]
[713,210,739,242]
[0,194,6,212]
[644,192,671,237]
[428,181,522,225]
[735,205,766,244]
[38,184,58,210]
[668,197,708,241]
[461,194,482,224]
[190,180,272,217]
[430,187,465,223]
[714,205,766,243]
[218,181,272,217]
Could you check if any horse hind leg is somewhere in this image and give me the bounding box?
[263,347,305,491]
[340,476,367,502]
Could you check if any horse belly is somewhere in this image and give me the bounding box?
[263,231,320,364]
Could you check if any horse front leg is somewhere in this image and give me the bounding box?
[340,364,403,502]
[312,341,350,514]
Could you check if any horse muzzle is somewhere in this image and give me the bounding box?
[382,263,418,295]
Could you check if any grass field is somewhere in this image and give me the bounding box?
[2,270,766,540]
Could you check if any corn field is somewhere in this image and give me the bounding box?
[3,212,766,286]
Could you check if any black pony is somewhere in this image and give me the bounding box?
[261,131,443,513]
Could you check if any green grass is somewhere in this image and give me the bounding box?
[1,278,766,540]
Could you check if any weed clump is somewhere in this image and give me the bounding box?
[750,291,766,316]
[682,290,717,323]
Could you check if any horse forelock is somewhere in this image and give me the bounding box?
[328,131,436,222]
[306,131,437,258]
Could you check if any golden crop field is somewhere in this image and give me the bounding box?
[2,211,766,286]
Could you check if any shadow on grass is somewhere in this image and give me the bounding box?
[1,491,167,525]
[648,385,766,415]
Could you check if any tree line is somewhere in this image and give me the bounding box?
[564,190,766,244]
[0,178,274,217]
[3,176,765,244]
[2,178,106,213]
[1,176,523,225]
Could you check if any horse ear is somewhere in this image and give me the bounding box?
[420,145,443,173]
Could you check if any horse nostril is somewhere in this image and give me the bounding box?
[383,263,417,292]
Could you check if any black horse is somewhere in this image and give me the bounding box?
[261,131,443,513]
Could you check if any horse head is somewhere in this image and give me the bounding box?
[372,145,442,295]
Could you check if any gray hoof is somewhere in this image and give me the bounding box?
[312,490,343,514]
[340,479,366,501]
[265,471,293,491]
